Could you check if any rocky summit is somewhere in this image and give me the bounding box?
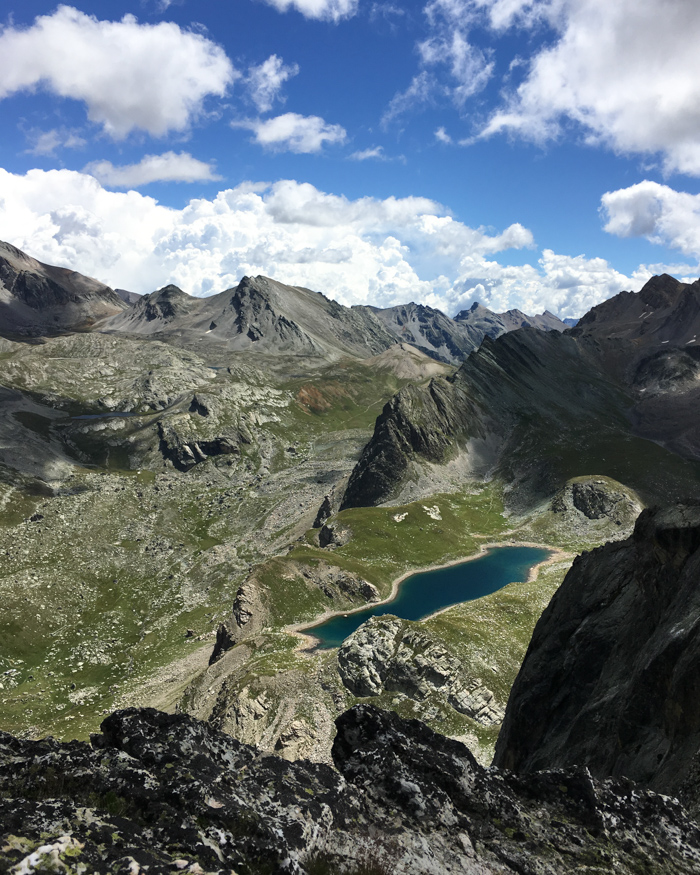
[2,704,700,875]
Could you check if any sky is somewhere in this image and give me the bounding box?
[1,0,700,318]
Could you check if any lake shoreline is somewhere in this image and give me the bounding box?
[288,539,570,653]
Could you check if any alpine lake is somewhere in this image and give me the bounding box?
[304,545,552,649]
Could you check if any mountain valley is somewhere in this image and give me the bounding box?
[2,240,700,871]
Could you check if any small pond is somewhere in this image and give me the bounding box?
[303,545,551,649]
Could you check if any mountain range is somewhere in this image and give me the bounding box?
[2,239,700,871]
[0,239,566,364]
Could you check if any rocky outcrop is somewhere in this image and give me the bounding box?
[157,421,239,471]
[0,239,125,335]
[299,562,379,602]
[318,521,352,548]
[210,580,267,663]
[550,476,643,538]
[494,502,700,817]
[2,705,700,874]
[338,616,504,725]
[341,372,486,508]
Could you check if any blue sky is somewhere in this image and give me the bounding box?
[1,0,700,317]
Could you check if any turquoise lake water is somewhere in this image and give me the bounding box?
[303,545,551,649]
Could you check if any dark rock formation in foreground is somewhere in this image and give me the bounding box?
[494,502,700,817]
[2,705,700,874]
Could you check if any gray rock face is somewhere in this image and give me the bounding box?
[341,370,485,508]
[157,420,239,471]
[2,705,700,875]
[210,580,267,663]
[300,562,379,602]
[318,521,352,548]
[494,502,700,817]
[338,616,504,726]
[0,239,125,335]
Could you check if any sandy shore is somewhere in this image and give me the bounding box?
[288,539,572,653]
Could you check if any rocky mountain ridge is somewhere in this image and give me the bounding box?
[0,240,126,336]
[368,300,566,364]
[341,274,700,511]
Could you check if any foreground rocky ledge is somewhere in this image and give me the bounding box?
[2,705,699,874]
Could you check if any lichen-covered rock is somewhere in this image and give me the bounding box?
[338,616,504,726]
[157,421,239,471]
[2,705,700,875]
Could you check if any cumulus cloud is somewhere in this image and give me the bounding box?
[246,55,299,113]
[481,0,700,175]
[601,181,700,259]
[234,113,347,153]
[445,249,638,318]
[258,0,358,22]
[0,167,651,317]
[0,6,235,138]
[82,152,221,188]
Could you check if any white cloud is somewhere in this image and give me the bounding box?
[0,6,235,139]
[246,55,299,113]
[234,113,347,153]
[448,249,636,317]
[419,25,493,106]
[435,127,453,144]
[24,127,86,156]
[383,72,440,125]
[0,167,665,317]
[350,146,387,161]
[0,169,532,303]
[83,152,221,188]
[258,0,358,22]
[383,0,499,122]
[480,0,700,175]
[601,181,700,260]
